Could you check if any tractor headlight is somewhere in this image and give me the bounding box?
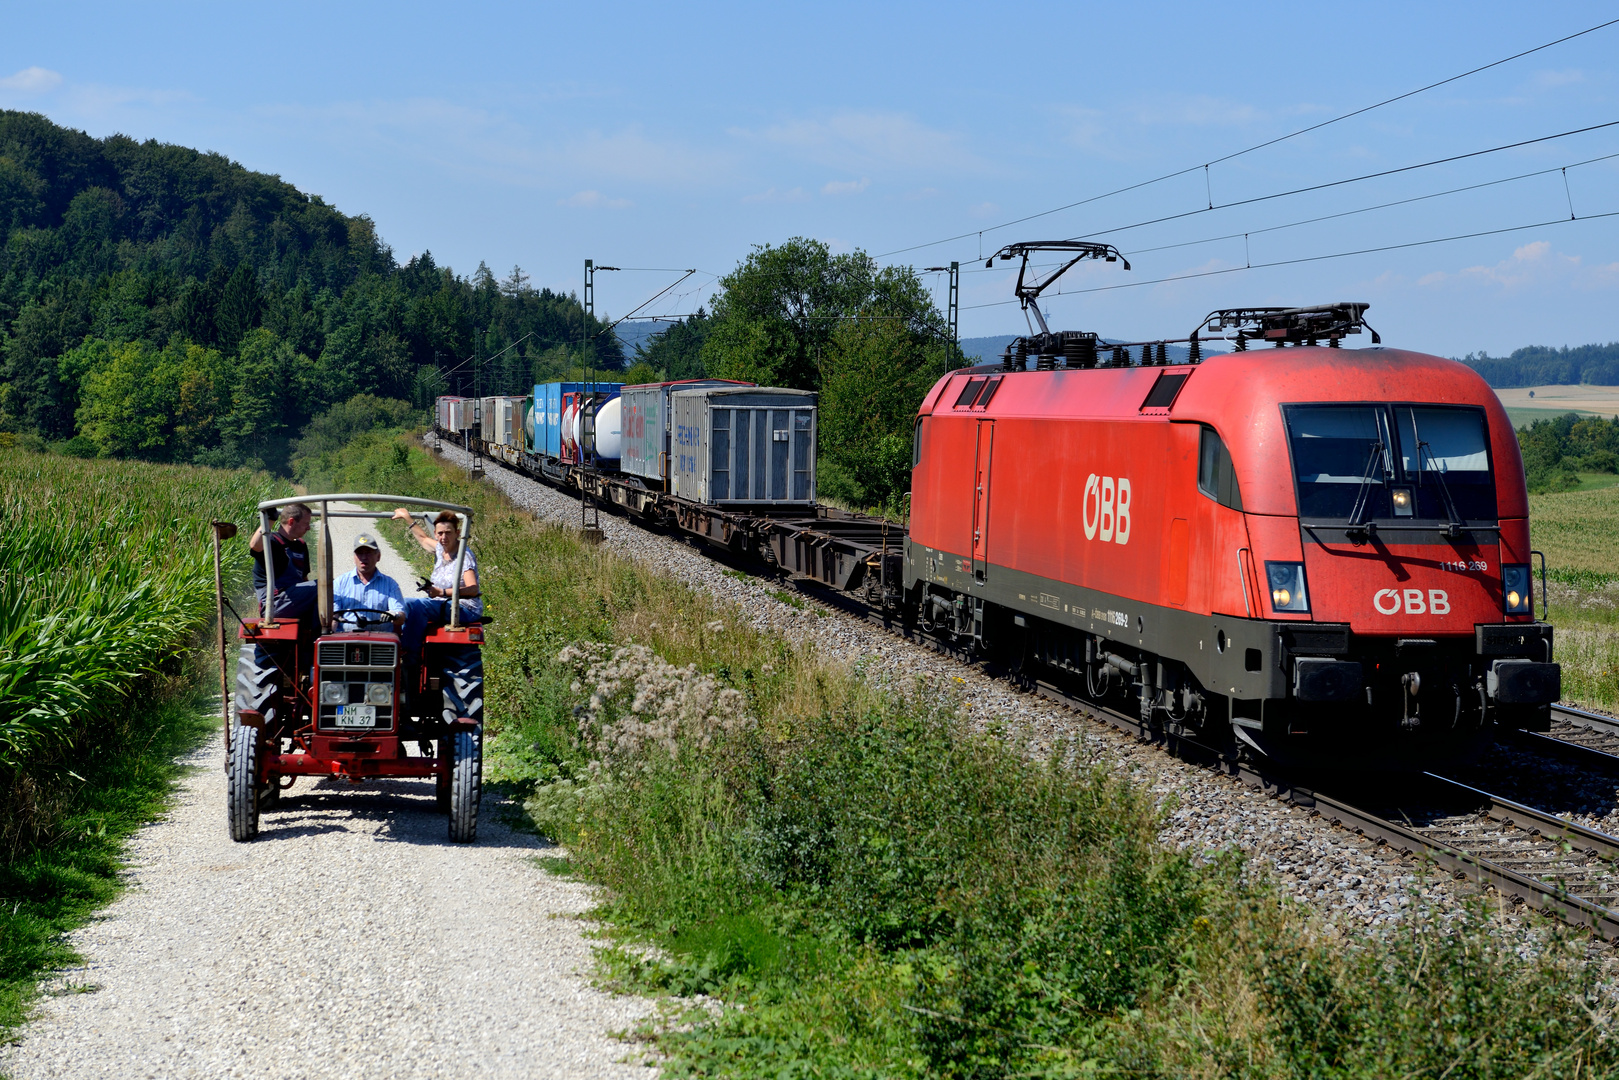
[365,682,392,706]
[1503,564,1531,614]
[1266,561,1310,613]
[320,681,347,704]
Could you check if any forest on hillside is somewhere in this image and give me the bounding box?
[0,112,956,509]
[1457,343,1619,388]
[0,111,623,472]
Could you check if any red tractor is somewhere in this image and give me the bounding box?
[221,495,486,842]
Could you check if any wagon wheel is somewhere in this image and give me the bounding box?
[227,724,260,842]
[447,725,482,843]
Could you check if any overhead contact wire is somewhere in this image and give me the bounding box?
[876,16,1619,259]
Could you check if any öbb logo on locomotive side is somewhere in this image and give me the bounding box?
[1081,474,1132,544]
[1373,588,1451,615]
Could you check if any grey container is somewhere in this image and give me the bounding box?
[670,387,817,505]
[619,380,752,483]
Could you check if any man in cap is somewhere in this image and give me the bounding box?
[332,532,407,631]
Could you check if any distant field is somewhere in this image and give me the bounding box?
[1528,484,1619,576]
[1496,384,1619,429]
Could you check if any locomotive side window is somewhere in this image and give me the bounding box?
[1198,426,1244,511]
[912,417,925,468]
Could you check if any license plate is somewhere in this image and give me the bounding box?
[335,705,376,727]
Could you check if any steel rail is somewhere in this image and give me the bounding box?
[1507,704,1619,771]
[446,431,1619,940]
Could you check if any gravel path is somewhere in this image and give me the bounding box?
[1,505,655,1080]
[438,440,1481,933]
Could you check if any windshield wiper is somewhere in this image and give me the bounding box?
[1345,440,1385,540]
[1418,441,1466,539]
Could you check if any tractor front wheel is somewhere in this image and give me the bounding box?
[435,737,451,814]
[447,726,481,843]
[227,724,260,842]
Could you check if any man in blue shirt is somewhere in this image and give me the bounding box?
[332,533,406,632]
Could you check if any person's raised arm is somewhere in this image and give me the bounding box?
[249,524,267,553]
[393,508,439,554]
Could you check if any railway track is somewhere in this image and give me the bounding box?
[449,435,1619,943]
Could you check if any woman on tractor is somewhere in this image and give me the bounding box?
[393,508,482,656]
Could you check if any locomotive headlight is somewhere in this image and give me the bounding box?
[1391,487,1414,517]
[320,681,347,704]
[365,682,392,705]
[1503,564,1531,614]
[1266,562,1310,613]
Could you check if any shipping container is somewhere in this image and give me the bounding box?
[486,395,528,447]
[435,396,466,432]
[620,379,753,484]
[670,387,817,505]
[442,397,474,434]
[530,382,622,458]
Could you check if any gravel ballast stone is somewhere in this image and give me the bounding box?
[1,508,655,1080]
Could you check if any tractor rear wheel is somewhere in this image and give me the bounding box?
[235,645,284,733]
[440,647,485,727]
[447,726,481,843]
[227,724,260,842]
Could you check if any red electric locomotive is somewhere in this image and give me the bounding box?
[906,243,1559,768]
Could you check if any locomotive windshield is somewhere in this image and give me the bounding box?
[1284,403,1496,522]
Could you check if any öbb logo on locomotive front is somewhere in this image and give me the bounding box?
[1081,474,1132,543]
[1373,588,1452,616]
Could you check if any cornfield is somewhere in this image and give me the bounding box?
[0,454,278,774]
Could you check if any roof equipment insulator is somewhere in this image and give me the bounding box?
[1235,337,1248,352]
[1329,336,1341,349]
[1140,344,1153,366]
[1111,345,1127,365]
[1015,338,1029,369]
[1064,334,1097,369]
[1036,352,1056,370]
[1000,345,1016,371]
[1188,338,1201,363]
[1155,341,1168,365]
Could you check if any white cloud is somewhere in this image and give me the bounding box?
[734,111,982,173]
[968,201,999,218]
[821,177,869,196]
[558,190,632,209]
[1418,240,1619,292]
[742,186,809,204]
[0,66,62,93]
[1533,69,1585,88]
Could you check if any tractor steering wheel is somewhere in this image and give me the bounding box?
[332,606,400,630]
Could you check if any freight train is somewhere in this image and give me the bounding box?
[437,243,1559,770]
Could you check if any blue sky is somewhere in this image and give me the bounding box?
[3,1,1616,355]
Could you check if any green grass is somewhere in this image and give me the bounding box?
[0,451,280,1038]
[307,429,1619,1078]
[1529,486,1619,710]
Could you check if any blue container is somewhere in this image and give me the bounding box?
[528,382,623,458]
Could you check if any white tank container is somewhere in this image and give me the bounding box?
[594,397,622,459]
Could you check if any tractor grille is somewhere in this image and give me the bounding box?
[315,668,395,731]
[319,642,397,668]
